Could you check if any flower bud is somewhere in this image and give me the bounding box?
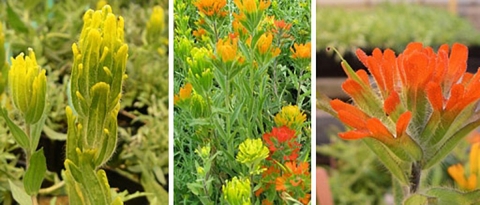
[9,48,47,124]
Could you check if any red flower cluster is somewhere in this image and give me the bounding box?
[262,126,301,161]
[258,126,310,204]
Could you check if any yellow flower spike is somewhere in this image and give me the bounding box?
[70,5,128,118]
[274,105,306,129]
[236,138,269,165]
[146,6,165,44]
[222,177,251,205]
[8,48,47,124]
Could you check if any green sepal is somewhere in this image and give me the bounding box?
[86,82,110,148]
[24,148,47,195]
[64,169,85,205]
[95,108,118,167]
[0,108,30,150]
[8,180,32,205]
[65,106,80,164]
[424,119,480,169]
[65,152,113,205]
[363,138,409,185]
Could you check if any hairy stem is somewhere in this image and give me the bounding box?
[410,162,422,194]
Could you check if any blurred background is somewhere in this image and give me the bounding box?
[316,1,480,204]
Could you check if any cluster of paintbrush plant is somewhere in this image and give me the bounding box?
[318,42,480,204]
[174,0,312,204]
[1,5,129,205]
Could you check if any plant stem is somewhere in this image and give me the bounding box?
[25,124,39,205]
[410,162,422,194]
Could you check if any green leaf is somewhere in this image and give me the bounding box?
[363,138,409,185]
[8,180,32,205]
[42,125,67,141]
[0,108,30,150]
[24,149,47,195]
[29,114,47,154]
[426,187,480,204]
[6,2,29,33]
[404,194,429,205]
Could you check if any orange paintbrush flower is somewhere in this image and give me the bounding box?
[194,0,227,17]
[174,83,192,105]
[326,42,480,168]
[290,42,311,59]
[216,35,238,62]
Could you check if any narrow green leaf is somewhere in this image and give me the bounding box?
[426,187,480,204]
[0,108,30,149]
[24,149,46,195]
[6,2,29,33]
[424,120,480,169]
[42,125,67,141]
[363,138,409,185]
[8,180,32,205]
[29,114,47,154]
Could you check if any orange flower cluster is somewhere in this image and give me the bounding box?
[291,43,311,59]
[333,43,478,143]
[216,35,239,62]
[174,83,192,105]
[257,33,280,57]
[327,42,480,171]
[194,0,227,17]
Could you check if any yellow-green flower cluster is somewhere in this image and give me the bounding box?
[9,49,47,124]
[274,105,306,129]
[146,6,165,44]
[236,138,268,165]
[67,5,127,167]
[195,144,211,161]
[222,177,251,205]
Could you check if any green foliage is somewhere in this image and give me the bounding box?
[317,4,480,53]
[174,0,311,204]
[317,135,391,205]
